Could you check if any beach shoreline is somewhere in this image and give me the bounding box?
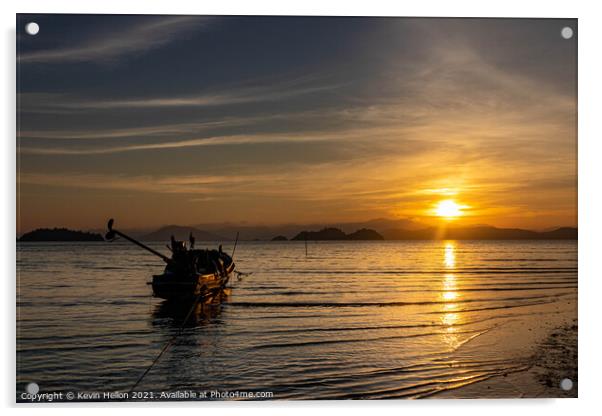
[434,320,578,399]
[531,320,578,398]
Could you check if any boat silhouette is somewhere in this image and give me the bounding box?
[105,218,235,302]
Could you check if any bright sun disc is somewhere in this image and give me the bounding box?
[435,200,462,218]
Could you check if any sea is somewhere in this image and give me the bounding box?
[16,240,577,400]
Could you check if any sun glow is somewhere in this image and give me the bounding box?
[435,199,463,219]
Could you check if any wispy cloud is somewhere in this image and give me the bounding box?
[19,134,298,155]
[18,126,403,155]
[18,119,252,140]
[18,16,214,64]
[18,172,274,194]
[18,76,344,113]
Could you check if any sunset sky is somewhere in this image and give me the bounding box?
[17,15,577,233]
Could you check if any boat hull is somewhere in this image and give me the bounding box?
[151,262,235,301]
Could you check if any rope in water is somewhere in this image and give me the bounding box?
[129,232,241,393]
[128,290,205,393]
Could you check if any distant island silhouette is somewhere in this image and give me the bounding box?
[292,227,384,241]
[173,218,577,241]
[18,222,578,242]
[347,228,386,240]
[18,228,104,242]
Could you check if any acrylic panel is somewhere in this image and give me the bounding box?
[16,14,577,402]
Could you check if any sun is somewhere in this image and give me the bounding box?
[435,200,463,219]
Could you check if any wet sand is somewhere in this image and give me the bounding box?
[532,320,578,397]
[435,318,577,398]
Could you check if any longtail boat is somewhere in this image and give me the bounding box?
[105,219,235,302]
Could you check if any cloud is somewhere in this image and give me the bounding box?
[18,75,344,114]
[16,151,436,202]
[17,126,402,155]
[19,134,271,155]
[18,172,275,195]
[18,119,252,140]
[18,16,214,64]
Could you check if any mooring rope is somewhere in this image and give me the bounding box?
[128,290,205,393]
[128,233,242,393]
[231,231,240,259]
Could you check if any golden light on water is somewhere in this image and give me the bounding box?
[442,244,458,305]
[442,310,459,326]
[444,242,456,268]
[441,243,461,347]
[442,290,458,301]
[442,273,459,306]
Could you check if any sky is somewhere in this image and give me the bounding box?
[17,15,577,233]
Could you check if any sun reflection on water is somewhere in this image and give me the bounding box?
[440,242,461,346]
[444,242,456,269]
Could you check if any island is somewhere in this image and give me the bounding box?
[292,227,384,241]
[271,235,288,241]
[18,228,104,242]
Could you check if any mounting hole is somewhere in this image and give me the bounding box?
[560,378,573,391]
[25,22,40,36]
[561,26,573,40]
[25,382,39,394]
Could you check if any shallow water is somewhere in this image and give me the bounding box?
[16,240,577,400]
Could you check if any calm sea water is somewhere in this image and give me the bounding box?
[16,240,577,400]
